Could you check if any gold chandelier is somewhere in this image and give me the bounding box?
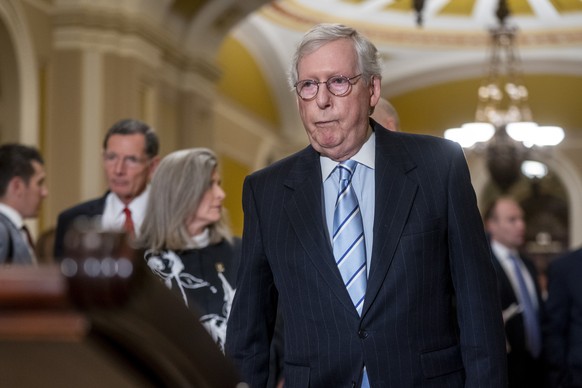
[443,0,564,192]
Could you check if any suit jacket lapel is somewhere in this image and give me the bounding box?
[284,147,357,314]
[363,126,418,317]
[283,129,421,317]
[93,192,108,216]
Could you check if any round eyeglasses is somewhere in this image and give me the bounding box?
[294,74,363,101]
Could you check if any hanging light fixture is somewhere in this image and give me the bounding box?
[444,0,564,192]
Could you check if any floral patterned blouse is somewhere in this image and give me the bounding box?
[144,238,241,352]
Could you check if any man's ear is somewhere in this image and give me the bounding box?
[148,156,161,180]
[369,76,381,107]
[8,176,25,197]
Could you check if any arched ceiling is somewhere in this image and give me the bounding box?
[44,0,580,143]
[221,0,582,141]
[166,0,582,86]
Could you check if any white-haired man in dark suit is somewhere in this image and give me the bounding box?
[226,23,507,388]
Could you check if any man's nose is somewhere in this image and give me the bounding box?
[114,158,126,173]
[315,84,332,108]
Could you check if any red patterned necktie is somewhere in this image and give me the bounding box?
[123,207,135,238]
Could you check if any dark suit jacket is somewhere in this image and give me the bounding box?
[53,194,107,260]
[0,213,34,265]
[226,122,507,387]
[544,248,582,387]
[490,250,545,387]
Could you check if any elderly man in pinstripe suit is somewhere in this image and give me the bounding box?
[226,23,507,387]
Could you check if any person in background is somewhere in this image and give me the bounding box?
[484,196,546,388]
[0,144,48,265]
[137,148,240,353]
[544,246,582,387]
[54,119,160,260]
[370,97,400,131]
[226,23,506,387]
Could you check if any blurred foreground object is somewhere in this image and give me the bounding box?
[0,227,243,388]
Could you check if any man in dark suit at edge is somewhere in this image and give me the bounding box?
[54,119,160,260]
[544,246,582,387]
[226,23,507,387]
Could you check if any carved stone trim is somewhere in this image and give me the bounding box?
[52,9,221,83]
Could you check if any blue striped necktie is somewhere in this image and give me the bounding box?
[509,254,542,358]
[333,160,367,316]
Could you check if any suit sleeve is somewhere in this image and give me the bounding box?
[226,176,278,387]
[543,258,570,385]
[0,222,10,263]
[446,144,508,386]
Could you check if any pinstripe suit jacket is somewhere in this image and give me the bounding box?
[226,122,507,387]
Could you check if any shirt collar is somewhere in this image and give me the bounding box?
[321,130,376,181]
[109,185,150,215]
[491,240,519,262]
[0,203,24,228]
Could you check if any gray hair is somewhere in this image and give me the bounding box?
[138,148,232,251]
[103,118,159,158]
[288,23,382,90]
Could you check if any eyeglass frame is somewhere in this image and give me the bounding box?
[294,74,363,101]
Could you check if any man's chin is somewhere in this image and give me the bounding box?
[314,143,353,161]
[311,137,341,154]
[112,191,133,201]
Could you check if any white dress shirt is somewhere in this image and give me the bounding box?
[322,130,376,274]
[101,186,150,236]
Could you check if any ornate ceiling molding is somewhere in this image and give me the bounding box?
[260,0,582,48]
[52,6,221,83]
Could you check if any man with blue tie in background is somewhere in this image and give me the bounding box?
[485,196,545,388]
[226,23,507,387]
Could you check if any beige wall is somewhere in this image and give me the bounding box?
[45,50,84,222]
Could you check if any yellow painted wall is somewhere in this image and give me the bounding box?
[220,154,250,237]
[217,36,280,128]
[390,75,582,136]
[216,37,284,236]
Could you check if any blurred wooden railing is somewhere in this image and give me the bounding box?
[0,229,243,388]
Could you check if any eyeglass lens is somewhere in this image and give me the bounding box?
[296,75,358,100]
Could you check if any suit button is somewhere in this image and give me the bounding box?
[358,330,368,339]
